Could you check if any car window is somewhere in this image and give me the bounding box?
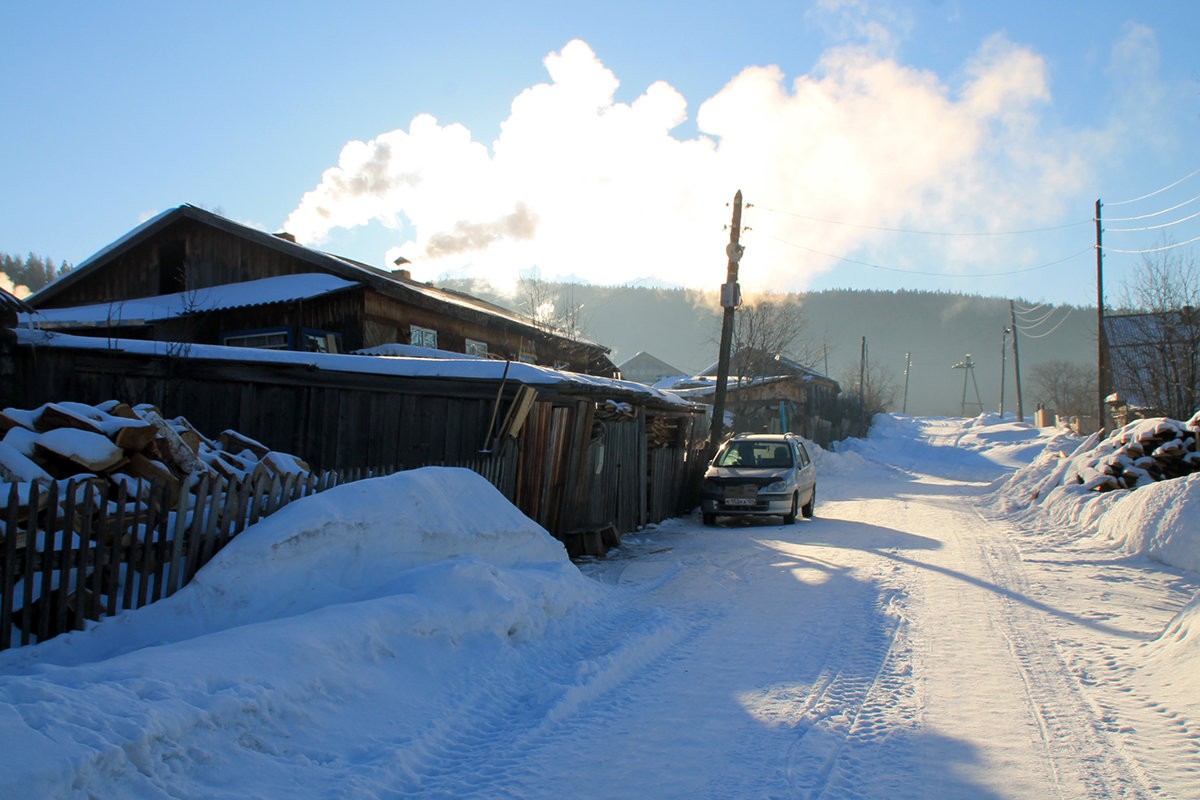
[795,441,810,467]
[715,441,793,468]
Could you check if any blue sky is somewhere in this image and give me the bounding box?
[3,0,1198,307]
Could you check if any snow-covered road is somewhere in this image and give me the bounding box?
[3,416,1198,799]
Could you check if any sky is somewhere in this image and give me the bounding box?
[3,0,1199,307]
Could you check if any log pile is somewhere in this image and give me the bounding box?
[1075,414,1200,492]
[1,400,311,522]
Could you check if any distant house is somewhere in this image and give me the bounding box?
[25,204,616,376]
[618,351,686,386]
[1103,309,1200,422]
[663,347,841,446]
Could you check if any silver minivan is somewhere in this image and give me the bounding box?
[699,433,817,526]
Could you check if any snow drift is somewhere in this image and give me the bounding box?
[0,467,603,797]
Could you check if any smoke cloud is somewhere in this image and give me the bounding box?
[285,33,1125,292]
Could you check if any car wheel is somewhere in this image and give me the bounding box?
[783,493,797,525]
[702,512,716,526]
[801,486,816,518]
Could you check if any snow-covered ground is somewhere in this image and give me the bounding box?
[2,415,1199,799]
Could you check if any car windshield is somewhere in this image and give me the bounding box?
[715,441,794,468]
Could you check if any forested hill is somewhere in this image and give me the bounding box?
[440,280,1095,418]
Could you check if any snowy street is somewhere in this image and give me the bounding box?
[2,416,1199,798]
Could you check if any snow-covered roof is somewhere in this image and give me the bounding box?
[15,328,696,410]
[28,204,605,352]
[697,348,834,383]
[18,274,357,328]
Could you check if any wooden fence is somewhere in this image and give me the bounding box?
[0,447,519,653]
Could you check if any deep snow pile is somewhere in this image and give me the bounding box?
[988,417,1200,575]
[0,467,602,796]
[833,413,1066,481]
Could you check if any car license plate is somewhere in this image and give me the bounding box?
[724,485,757,506]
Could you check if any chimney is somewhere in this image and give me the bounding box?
[273,231,296,243]
[396,269,412,281]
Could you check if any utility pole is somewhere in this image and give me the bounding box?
[1009,300,1024,422]
[1096,198,1110,431]
[710,190,744,448]
[902,351,911,414]
[999,327,1009,416]
[859,336,867,410]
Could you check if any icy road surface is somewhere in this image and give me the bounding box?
[3,417,1199,799]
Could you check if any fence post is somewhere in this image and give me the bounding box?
[55,479,79,637]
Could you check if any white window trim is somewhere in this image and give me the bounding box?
[411,325,438,349]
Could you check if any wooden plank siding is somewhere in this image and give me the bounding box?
[9,342,706,556]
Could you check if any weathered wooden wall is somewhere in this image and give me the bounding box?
[10,343,704,545]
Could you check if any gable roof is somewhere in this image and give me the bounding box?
[698,347,836,385]
[29,204,607,355]
[618,351,684,375]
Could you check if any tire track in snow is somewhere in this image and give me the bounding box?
[375,578,710,799]
[967,503,1159,799]
[783,582,915,800]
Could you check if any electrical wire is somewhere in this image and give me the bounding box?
[1104,209,1200,233]
[1101,192,1200,222]
[1013,300,1048,314]
[750,204,1090,236]
[1016,307,1074,338]
[1015,305,1059,326]
[1106,166,1200,206]
[750,229,1093,277]
[1103,234,1200,254]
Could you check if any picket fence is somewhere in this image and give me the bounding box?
[0,450,518,652]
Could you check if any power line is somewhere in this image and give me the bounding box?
[749,204,1090,236]
[1104,208,1200,233]
[1103,233,1200,254]
[751,229,1093,277]
[1016,307,1075,339]
[1106,166,1200,206]
[1015,305,1059,326]
[1013,300,1048,314]
[1101,192,1200,222]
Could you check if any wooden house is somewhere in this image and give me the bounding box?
[666,348,841,446]
[26,204,615,375]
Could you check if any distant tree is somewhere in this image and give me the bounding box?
[1030,360,1097,420]
[1112,241,1200,420]
[724,293,823,383]
[516,267,589,340]
[0,251,73,293]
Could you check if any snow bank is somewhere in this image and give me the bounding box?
[836,413,1062,481]
[0,467,604,797]
[1099,473,1200,574]
[1,467,598,671]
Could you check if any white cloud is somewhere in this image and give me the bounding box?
[285,35,1102,293]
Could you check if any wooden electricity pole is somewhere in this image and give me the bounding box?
[710,190,744,447]
[1009,300,1024,421]
[1096,198,1110,430]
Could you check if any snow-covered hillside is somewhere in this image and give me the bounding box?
[2,415,1198,798]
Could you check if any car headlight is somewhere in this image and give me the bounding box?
[764,480,787,493]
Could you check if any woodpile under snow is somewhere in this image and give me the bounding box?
[0,400,311,520]
[1070,412,1200,492]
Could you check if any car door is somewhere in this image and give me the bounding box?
[793,440,816,497]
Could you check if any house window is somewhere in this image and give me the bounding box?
[411,325,438,349]
[302,328,341,353]
[221,327,291,350]
[158,240,186,295]
[466,339,488,358]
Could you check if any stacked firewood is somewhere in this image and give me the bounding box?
[1075,414,1200,491]
[0,400,310,519]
